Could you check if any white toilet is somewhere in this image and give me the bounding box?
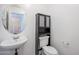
[39,36,58,55]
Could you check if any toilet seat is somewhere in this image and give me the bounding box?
[43,46,58,55]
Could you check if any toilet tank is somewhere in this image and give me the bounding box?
[39,36,49,48]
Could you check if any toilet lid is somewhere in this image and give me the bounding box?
[43,46,58,55]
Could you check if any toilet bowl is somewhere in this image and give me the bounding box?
[42,46,58,55]
[39,36,58,55]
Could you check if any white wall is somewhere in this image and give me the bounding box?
[18,4,51,55]
[0,4,51,55]
[51,4,79,55]
[1,4,79,55]
[18,4,79,55]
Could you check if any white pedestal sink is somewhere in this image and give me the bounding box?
[0,35,28,55]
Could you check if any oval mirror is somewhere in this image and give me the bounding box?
[2,5,26,34]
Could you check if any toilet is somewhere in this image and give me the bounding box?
[39,36,58,55]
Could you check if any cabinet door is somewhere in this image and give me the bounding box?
[39,15,45,27]
[46,16,50,28]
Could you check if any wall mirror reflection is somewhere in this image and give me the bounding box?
[2,10,26,34]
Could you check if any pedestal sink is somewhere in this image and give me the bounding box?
[0,35,28,50]
[0,6,27,54]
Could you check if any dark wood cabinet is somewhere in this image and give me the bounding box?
[35,13,51,55]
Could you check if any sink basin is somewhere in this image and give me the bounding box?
[0,36,28,49]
